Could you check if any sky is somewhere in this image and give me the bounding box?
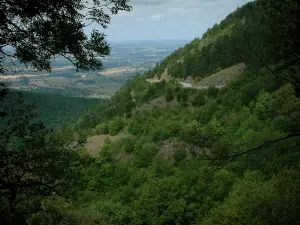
[87,0,252,42]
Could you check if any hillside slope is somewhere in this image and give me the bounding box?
[192,63,246,89]
[2,0,300,224]
[144,2,254,81]
[62,1,300,224]
[3,91,101,130]
[145,0,299,94]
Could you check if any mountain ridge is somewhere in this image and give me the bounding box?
[144,1,256,82]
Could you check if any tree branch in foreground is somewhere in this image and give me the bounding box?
[213,132,300,170]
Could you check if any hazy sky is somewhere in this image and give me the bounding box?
[87,0,252,42]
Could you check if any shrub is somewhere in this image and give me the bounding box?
[120,137,136,153]
[208,85,219,98]
[192,92,206,106]
[133,143,158,167]
[151,129,171,142]
[108,117,124,136]
[95,123,109,135]
[166,88,174,102]
[173,148,186,166]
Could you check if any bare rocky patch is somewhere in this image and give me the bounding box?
[194,63,245,89]
[137,96,180,111]
[157,140,190,160]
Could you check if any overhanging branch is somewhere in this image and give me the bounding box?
[228,132,300,159]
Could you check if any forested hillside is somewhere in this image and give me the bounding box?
[59,1,300,224]
[2,91,101,130]
[146,0,300,91]
[1,0,300,224]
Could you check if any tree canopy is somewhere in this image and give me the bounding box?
[0,1,131,223]
[0,0,131,73]
[2,0,300,224]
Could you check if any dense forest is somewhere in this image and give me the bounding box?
[1,91,101,130]
[1,0,300,224]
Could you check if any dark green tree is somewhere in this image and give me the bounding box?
[0,0,131,73]
[166,87,174,102]
[0,94,88,224]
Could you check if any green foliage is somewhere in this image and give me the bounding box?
[77,65,300,225]
[133,143,158,167]
[192,91,206,106]
[173,148,186,166]
[144,0,300,96]
[3,91,101,130]
[208,85,219,98]
[108,117,124,135]
[201,169,300,225]
[0,95,89,224]
[0,0,131,72]
[177,89,189,104]
[120,136,137,153]
[5,1,300,224]
[68,1,300,224]
[92,200,139,225]
[95,122,109,135]
[28,198,104,225]
[165,87,174,102]
[151,129,171,142]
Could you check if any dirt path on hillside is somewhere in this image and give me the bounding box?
[85,135,121,156]
[179,82,192,88]
[146,63,245,90]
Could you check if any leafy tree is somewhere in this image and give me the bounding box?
[95,122,109,135]
[173,148,186,166]
[27,197,104,225]
[208,85,219,98]
[108,117,124,135]
[151,129,170,142]
[192,91,206,106]
[176,89,188,104]
[120,136,136,153]
[3,90,101,130]
[0,95,87,223]
[201,169,300,225]
[6,1,298,225]
[229,0,300,91]
[0,0,131,73]
[133,143,158,168]
[165,87,174,102]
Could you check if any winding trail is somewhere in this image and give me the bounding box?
[146,63,246,90]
